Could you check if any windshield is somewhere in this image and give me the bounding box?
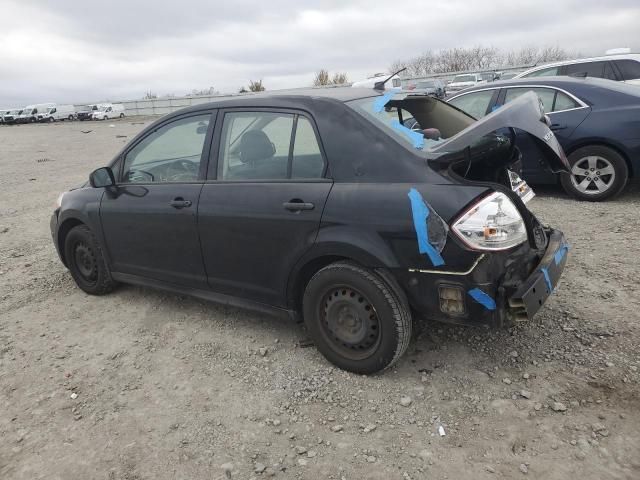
[417,80,436,88]
[347,93,475,156]
[452,75,476,83]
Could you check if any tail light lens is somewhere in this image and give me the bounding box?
[452,192,527,251]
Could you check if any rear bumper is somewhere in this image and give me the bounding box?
[395,228,568,328]
[508,229,568,321]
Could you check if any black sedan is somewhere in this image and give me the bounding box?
[51,87,569,374]
[447,77,640,201]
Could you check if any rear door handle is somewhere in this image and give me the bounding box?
[283,200,315,211]
[169,197,192,209]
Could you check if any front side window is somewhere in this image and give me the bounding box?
[524,66,559,77]
[614,59,640,80]
[122,114,210,183]
[216,111,324,180]
[448,90,495,118]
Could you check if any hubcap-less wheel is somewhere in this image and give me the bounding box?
[570,155,616,195]
[320,286,381,360]
[73,242,97,284]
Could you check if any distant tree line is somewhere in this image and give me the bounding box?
[389,45,578,76]
[312,69,349,86]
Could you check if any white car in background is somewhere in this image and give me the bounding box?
[351,73,402,90]
[515,52,640,85]
[38,104,77,122]
[91,103,125,120]
[446,73,486,93]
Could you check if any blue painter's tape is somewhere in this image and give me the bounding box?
[554,243,570,266]
[540,267,553,293]
[407,188,445,267]
[468,288,496,311]
[392,120,425,149]
[373,91,397,113]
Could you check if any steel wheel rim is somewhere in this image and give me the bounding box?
[570,155,616,195]
[73,241,98,284]
[318,286,381,360]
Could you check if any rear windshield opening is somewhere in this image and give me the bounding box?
[347,94,475,154]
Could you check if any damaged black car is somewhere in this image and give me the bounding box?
[51,86,569,374]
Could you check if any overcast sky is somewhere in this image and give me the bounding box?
[1,0,639,107]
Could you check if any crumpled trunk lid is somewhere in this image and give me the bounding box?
[429,91,569,174]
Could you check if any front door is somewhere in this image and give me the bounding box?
[198,109,332,306]
[100,112,214,288]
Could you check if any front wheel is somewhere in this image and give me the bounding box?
[64,225,117,295]
[302,262,412,374]
[560,145,628,201]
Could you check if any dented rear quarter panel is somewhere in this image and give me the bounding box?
[316,182,489,271]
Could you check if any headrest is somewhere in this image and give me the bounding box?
[239,130,276,163]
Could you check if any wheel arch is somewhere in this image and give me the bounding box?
[565,140,634,178]
[57,217,86,267]
[286,239,399,314]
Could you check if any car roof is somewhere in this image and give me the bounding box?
[448,76,619,94]
[517,53,640,76]
[178,86,381,112]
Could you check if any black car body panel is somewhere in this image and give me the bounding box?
[51,87,568,330]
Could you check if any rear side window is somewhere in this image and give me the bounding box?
[216,111,324,181]
[565,61,605,78]
[552,92,580,112]
[614,59,640,80]
[504,88,555,113]
[448,90,495,118]
[524,66,559,77]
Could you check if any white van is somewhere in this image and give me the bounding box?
[91,103,125,120]
[351,73,402,90]
[16,103,55,123]
[39,105,77,122]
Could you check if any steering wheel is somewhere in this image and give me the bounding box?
[166,159,198,181]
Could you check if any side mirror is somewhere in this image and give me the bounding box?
[89,167,116,188]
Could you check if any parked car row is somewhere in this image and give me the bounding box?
[0,103,126,125]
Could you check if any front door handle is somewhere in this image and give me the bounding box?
[283,200,315,211]
[169,197,192,209]
[550,123,566,131]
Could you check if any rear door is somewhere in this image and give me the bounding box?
[495,87,590,182]
[99,111,215,288]
[198,108,332,306]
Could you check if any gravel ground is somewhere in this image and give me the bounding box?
[1,119,639,480]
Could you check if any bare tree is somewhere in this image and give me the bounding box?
[331,72,349,85]
[248,79,265,92]
[313,69,331,86]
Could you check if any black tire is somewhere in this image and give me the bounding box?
[68,115,73,121]
[119,113,125,118]
[302,262,412,374]
[560,145,628,201]
[48,117,54,123]
[64,225,116,295]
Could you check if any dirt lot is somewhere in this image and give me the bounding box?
[1,119,639,480]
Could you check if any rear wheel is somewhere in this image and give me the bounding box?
[64,225,116,295]
[68,114,74,121]
[560,145,628,201]
[302,262,411,374]
[119,113,125,118]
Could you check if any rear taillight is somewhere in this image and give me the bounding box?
[452,192,527,251]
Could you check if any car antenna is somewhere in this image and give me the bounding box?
[374,67,406,91]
